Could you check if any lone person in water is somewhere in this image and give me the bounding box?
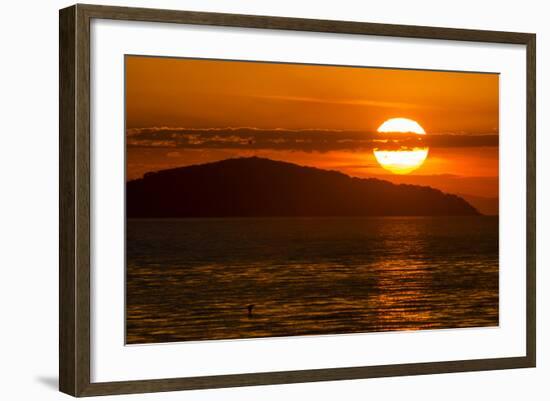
[247,304,255,317]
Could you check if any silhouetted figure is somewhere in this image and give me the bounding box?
[247,304,255,317]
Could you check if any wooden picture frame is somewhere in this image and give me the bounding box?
[59,3,536,397]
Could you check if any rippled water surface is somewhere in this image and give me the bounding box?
[126,216,498,344]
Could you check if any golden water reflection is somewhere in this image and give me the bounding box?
[126,216,498,344]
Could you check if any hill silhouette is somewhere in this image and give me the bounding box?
[127,157,479,217]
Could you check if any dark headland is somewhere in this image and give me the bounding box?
[127,157,480,218]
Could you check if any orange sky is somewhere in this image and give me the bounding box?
[126,56,499,199]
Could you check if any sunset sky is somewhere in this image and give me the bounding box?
[125,55,499,202]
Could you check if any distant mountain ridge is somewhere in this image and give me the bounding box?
[127,157,480,218]
[458,193,499,216]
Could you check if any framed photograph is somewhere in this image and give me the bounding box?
[59,4,536,397]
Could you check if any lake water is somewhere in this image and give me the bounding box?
[126,216,498,344]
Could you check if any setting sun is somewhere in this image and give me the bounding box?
[373,147,429,174]
[373,118,429,174]
[377,118,426,134]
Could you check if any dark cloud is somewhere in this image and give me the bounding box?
[127,127,498,152]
